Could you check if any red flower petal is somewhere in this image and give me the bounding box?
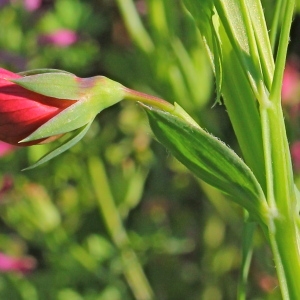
[0,68,76,145]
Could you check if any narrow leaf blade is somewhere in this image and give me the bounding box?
[145,105,268,222]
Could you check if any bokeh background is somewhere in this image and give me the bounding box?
[0,1,300,299]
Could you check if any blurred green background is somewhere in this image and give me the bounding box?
[1,0,298,299]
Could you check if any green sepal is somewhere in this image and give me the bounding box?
[23,120,93,171]
[144,104,268,223]
[11,72,81,100]
[20,77,125,142]
[18,69,73,76]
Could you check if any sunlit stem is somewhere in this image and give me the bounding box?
[123,87,174,112]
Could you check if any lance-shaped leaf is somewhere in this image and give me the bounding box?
[184,0,223,102]
[183,0,267,192]
[144,104,268,223]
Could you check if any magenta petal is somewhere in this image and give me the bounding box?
[0,252,36,274]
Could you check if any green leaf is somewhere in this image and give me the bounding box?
[183,0,267,192]
[145,104,268,223]
[213,0,263,93]
[183,0,223,102]
[248,0,274,89]
[23,120,93,171]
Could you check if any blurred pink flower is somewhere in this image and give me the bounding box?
[24,0,42,11]
[291,141,300,172]
[0,0,9,8]
[0,252,36,274]
[136,0,147,15]
[282,58,300,104]
[0,141,16,157]
[257,272,278,293]
[0,175,13,199]
[0,50,27,70]
[39,29,78,47]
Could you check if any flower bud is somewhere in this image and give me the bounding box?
[0,68,125,145]
[0,68,125,169]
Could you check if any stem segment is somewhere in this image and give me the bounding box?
[255,1,300,298]
[88,156,154,300]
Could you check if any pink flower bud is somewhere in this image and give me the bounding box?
[0,175,13,199]
[0,68,75,145]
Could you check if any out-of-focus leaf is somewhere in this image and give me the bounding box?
[144,104,268,223]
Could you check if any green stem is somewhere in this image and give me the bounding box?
[88,156,154,300]
[123,87,174,111]
[266,102,300,299]
[256,1,300,298]
[259,63,300,300]
[269,218,300,299]
[237,219,255,300]
[115,0,154,53]
[260,79,300,300]
[123,88,200,128]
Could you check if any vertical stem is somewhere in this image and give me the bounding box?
[256,1,300,298]
[266,103,300,299]
[268,218,300,300]
[116,0,154,53]
[237,219,255,300]
[88,156,154,300]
